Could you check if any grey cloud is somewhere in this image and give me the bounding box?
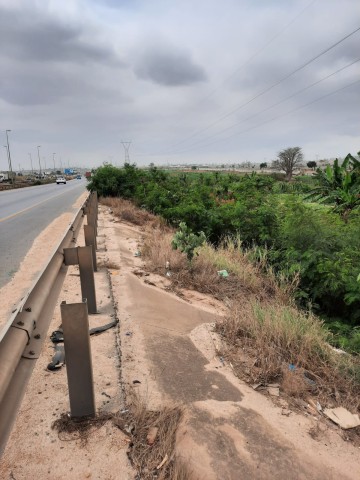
[0,6,124,66]
[134,48,207,86]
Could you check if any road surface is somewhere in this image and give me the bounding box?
[0,179,87,288]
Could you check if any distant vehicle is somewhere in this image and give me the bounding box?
[76,175,82,179]
[0,173,9,182]
[56,176,67,184]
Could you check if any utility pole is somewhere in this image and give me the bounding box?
[53,153,56,172]
[5,130,14,184]
[28,153,34,175]
[37,145,42,178]
[121,141,131,164]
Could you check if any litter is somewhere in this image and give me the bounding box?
[125,424,135,434]
[156,454,168,470]
[47,345,65,371]
[323,407,360,429]
[267,386,280,397]
[132,380,141,384]
[166,271,172,277]
[303,372,317,386]
[217,270,229,278]
[134,251,141,257]
[288,364,296,371]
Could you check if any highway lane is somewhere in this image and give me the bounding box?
[0,179,87,288]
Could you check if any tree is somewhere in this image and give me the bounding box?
[273,147,303,181]
[306,152,360,221]
[260,162,267,170]
[307,161,317,170]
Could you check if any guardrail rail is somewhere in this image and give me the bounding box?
[0,191,98,454]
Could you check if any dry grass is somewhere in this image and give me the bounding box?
[52,393,191,479]
[52,412,113,445]
[142,229,289,304]
[217,300,360,411]
[100,197,165,228]
[113,392,191,480]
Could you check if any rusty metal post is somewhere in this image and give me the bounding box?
[84,224,97,272]
[60,300,95,418]
[64,246,97,314]
[87,211,97,236]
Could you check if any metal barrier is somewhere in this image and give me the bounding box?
[0,191,98,454]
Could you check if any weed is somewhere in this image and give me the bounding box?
[113,392,192,480]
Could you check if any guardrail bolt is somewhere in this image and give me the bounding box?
[29,350,35,355]
[17,321,24,326]
[34,334,41,339]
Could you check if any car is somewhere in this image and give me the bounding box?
[56,176,66,184]
[76,175,82,179]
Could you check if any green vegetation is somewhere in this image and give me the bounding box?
[89,155,360,352]
[171,222,206,262]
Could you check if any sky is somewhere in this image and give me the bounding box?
[0,0,359,171]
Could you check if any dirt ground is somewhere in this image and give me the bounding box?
[1,205,360,479]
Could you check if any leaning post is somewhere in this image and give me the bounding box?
[60,300,95,418]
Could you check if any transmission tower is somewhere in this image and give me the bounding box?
[121,141,131,164]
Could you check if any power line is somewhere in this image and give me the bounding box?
[170,78,360,155]
[173,58,360,152]
[179,0,318,111]
[165,25,360,152]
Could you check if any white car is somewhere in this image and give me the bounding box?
[56,176,66,184]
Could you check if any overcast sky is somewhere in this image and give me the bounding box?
[0,0,359,171]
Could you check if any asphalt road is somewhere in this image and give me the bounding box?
[0,179,87,288]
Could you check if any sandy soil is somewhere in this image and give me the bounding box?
[1,205,360,480]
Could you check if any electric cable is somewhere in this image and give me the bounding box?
[170,78,360,155]
[172,58,360,152]
[164,25,360,152]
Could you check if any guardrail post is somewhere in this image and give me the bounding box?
[60,300,95,418]
[64,246,97,314]
[87,211,97,236]
[84,224,97,272]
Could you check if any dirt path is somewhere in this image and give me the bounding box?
[1,207,359,479]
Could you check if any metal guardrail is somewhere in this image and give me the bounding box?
[0,191,98,454]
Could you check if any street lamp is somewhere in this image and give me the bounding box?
[5,130,14,184]
[53,153,56,172]
[28,153,34,175]
[3,146,8,172]
[37,145,42,178]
